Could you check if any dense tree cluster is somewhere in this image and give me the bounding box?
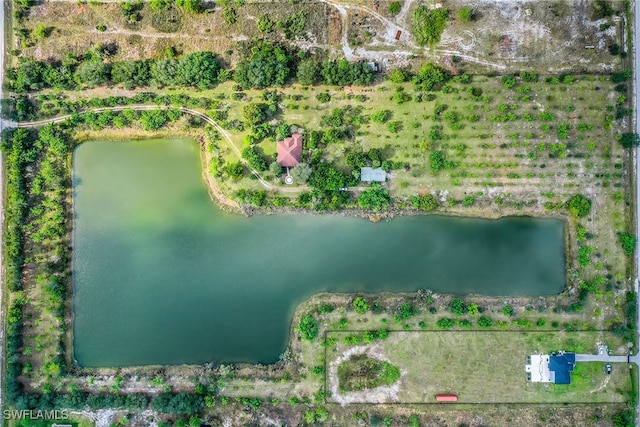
[357,185,391,212]
[412,6,448,46]
[567,194,592,218]
[7,51,222,92]
[234,42,291,89]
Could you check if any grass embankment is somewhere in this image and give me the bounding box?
[326,330,631,404]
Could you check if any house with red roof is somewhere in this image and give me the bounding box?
[276,133,303,168]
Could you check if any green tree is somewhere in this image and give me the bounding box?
[75,60,110,87]
[353,296,369,314]
[618,132,640,148]
[298,314,318,340]
[388,1,401,15]
[308,163,348,190]
[501,305,514,316]
[290,163,312,183]
[242,103,267,125]
[234,42,291,89]
[410,193,438,211]
[296,59,321,85]
[467,303,479,316]
[111,60,151,88]
[449,298,466,315]
[412,6,448,46]
[33,24,51,39]
[477,316,493,328]
[269,161,283,177]
[413,63,449,91]
[371,109,392,124]
[436,318,453,329]
[457,7,473,22]
[176,51,220,88]
[140,109,169,130]
[358,185,390,212]
[429,150,445,172]
[222,7,237,24]
[320,58,375,86]
[241,145,268,171]
[257,14,275,33]
[225,161,244,180]
[619,232,636,256]
[176,0,201,13]
[567,194,592,218]
[388,69,409,83]
[150,58,179,86]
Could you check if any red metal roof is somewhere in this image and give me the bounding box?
[435,394,457,402]
[276,133,303,167]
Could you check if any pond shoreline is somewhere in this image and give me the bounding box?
[68,137,569,370]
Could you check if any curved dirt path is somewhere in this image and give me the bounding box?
[15,105,305,193]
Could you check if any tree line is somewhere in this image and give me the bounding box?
[7,43,379,93]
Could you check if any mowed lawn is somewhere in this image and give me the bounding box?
[325,331,631,404]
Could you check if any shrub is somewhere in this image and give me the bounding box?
[371,109,392,123]
[353,296,370,314]
[357,185,391,212]
[241,145,268,172]
[412,6,448,46]
[298,314,318,340]
[429,150,445,172]
[449,297,466,315]
[501,305,514,316]
[567,194,592,218]
[395,303,416,321]
[388,1,401,15]
[577,246,594,266]
[436,318,454,329]
[618,132,640,148]
[619,232,636,256]
[457,7,472,22]
[410,193,438,211]
[501,75,516,89]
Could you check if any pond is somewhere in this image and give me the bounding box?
[72,138,565,367]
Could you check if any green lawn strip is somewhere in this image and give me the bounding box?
[325,330,631,404]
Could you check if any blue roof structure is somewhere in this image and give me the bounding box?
[549,353,575,384]
[361,167,386,182]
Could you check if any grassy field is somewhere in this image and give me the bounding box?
[325,330,632,404]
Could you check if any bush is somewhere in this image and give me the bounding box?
[619,232,636,256]
[429,150,445,172]
[449,297,466,315]
[567,194,592,218]
[353,296,370,314]
[389,1,401,15]
[241,145,268,172]
[501,305,514,316]
[371,109,392,123]
[357,185,390,212]
[412,6,448,46]
[436,318,454,329]
[298,314,318,340]
[395,303,415,321]
[140,109,170,130]
[410,193,437,211]
[413,63,449,91]
[477,316,492,328]
[457,7,472,22]
[577,246,594,266]
[618,132,640,148]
